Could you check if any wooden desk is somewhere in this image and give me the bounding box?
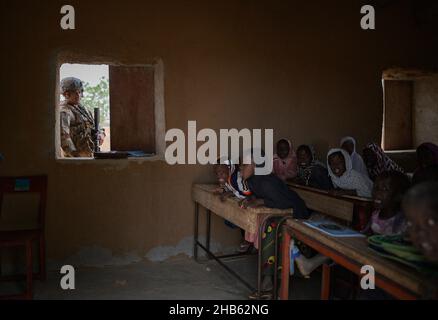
[278,218,438,300]
[286,182,373,230]
[192,184,292,294]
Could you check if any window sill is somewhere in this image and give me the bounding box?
[55,155,164,164]
[384,149,416,154]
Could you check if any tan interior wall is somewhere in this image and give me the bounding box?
[382,80,413,150]
[414,75,438,147]
[1,0,438,261]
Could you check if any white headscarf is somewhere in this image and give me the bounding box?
[340,136,369,178]
[327,148,373,198]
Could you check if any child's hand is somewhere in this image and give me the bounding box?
[239,198,263,209]
[212,187,225,195]
[219,192,232,202]
[250,199,265,208]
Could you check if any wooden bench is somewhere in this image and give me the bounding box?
[278,219,438,300]
[192,184,292,294]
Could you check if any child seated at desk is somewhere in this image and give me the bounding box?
[366,171,411,236]
[293,144,333,190]
[340,136,369,179]
[240,151,308,215]
[239,149,309,299]
[403,182,438,263]
[272,138,298,181]
[213,158,251,201]
[327,148,373,198]
[214,158,253,252]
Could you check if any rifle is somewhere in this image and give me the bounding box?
[93,107,100,153]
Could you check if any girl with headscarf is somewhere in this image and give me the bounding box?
[362,142,404,181]
[272,138,298,181]
[340,136,369,179]
[294,144,333,190]
[327,148,374,198]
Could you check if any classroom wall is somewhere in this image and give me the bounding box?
[1,0,438,264]
[414,75,438,147]
[382,80,413,150]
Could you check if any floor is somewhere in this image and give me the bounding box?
[1,254,322,300]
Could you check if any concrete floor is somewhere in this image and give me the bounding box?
[1,255,322,300]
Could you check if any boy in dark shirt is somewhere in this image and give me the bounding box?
[241,170,310,218]
[240,149,309,217]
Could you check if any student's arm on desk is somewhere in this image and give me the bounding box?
[219,191,234,202]
[210,186,235,202]
[239,196,265,209]
[211,185,225,194]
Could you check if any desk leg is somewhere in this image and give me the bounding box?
[274,216,293,300]
[279,228,291,300]
[257,220,263,297]
[257,215,272,297]
[321,263,331,300]
[25,240,33,300]
[194,202,199,261]
[38,234,46,281]
[206,209,211,256]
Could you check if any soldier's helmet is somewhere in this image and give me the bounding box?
[61,77,84,94]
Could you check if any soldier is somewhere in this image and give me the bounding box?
[60,77,105,157]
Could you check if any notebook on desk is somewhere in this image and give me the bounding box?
[303,220,366,238]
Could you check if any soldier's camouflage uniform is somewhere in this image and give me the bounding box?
[60,101,96,157]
